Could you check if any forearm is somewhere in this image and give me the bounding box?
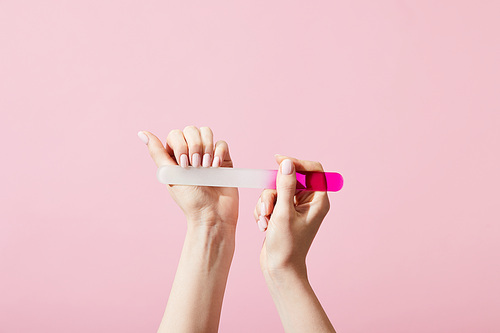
[264,268,336,333]
[158,222,235,333]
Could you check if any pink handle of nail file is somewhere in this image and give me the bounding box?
[268,170,343,192]
[157,165,343,192]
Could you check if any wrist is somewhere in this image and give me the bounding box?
[185,220,236,254]
[186,218,237,237]
[186,209,238,232]
[182,223,235,273]
[262,263,308,288]
[263,265,311,302]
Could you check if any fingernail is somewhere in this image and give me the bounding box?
[281,159,293,175]
[202,153,211,167]
[137,131,148,144]
[192,153,201,167]
[258,216,268,232]
[213,155,221,167]
[180,154,188,168]
[260,202,266,216]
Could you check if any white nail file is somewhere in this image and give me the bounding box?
[156,165,343,192]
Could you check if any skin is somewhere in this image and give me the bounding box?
[140,126,335,333]
[253,155,336,333]
[141,126,238,333]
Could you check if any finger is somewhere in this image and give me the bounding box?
[253,196,265,223]
[261,189,277,217]
[213,140,233,168]
[253,196,269,232]
[253,189,277,220]
[183,126,203,167]
[166,129,189,167]
[275,158,297,213]
[199,126,214,167]
[138,131,176,167]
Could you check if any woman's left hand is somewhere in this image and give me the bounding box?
[138,126,239,230]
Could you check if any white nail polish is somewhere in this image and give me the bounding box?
[202,153,211,167]
[137,131,148,144]
[192,153,201,167]
[281,159,293,175]
[213,156,220,167]
[260,202,266,216]
[180,154,188,168]
[258,216,268,231]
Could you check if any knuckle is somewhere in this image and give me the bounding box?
[183,125,198,133]
[215,139,227,147]
[200,126,213,134]
[314,161,324,171]
[168,129,181,137]
[279,182,296,192]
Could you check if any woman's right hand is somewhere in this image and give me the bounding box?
[253,155,331,278]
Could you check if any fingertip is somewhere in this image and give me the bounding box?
[258,216,268,232]
[212,155,221,167]
[275,159,297,209]
[178,154,188,168]
[280,158,294,176]
[214,140,233,167]
[137,131,149,145]
[202,153,211,167]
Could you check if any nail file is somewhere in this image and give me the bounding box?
[156,165,343,192]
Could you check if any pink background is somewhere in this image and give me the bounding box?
[1,1,499,332]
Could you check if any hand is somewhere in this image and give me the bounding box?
[254,155,330,277]
[253,155,336,333]
[139,126,239,229]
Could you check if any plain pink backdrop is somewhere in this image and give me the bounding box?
[1,1,499,332]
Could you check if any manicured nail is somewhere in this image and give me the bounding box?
[180,154,188,168]
[192,153,201,167]
[258,216,268,232]
[260,202,266,216]
[281,159,293,175]
[213,155,221,167]
[137,131,148,144]
[202,153,211,167]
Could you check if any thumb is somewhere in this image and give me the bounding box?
[137,131,176,167]
[275,158,296,211]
